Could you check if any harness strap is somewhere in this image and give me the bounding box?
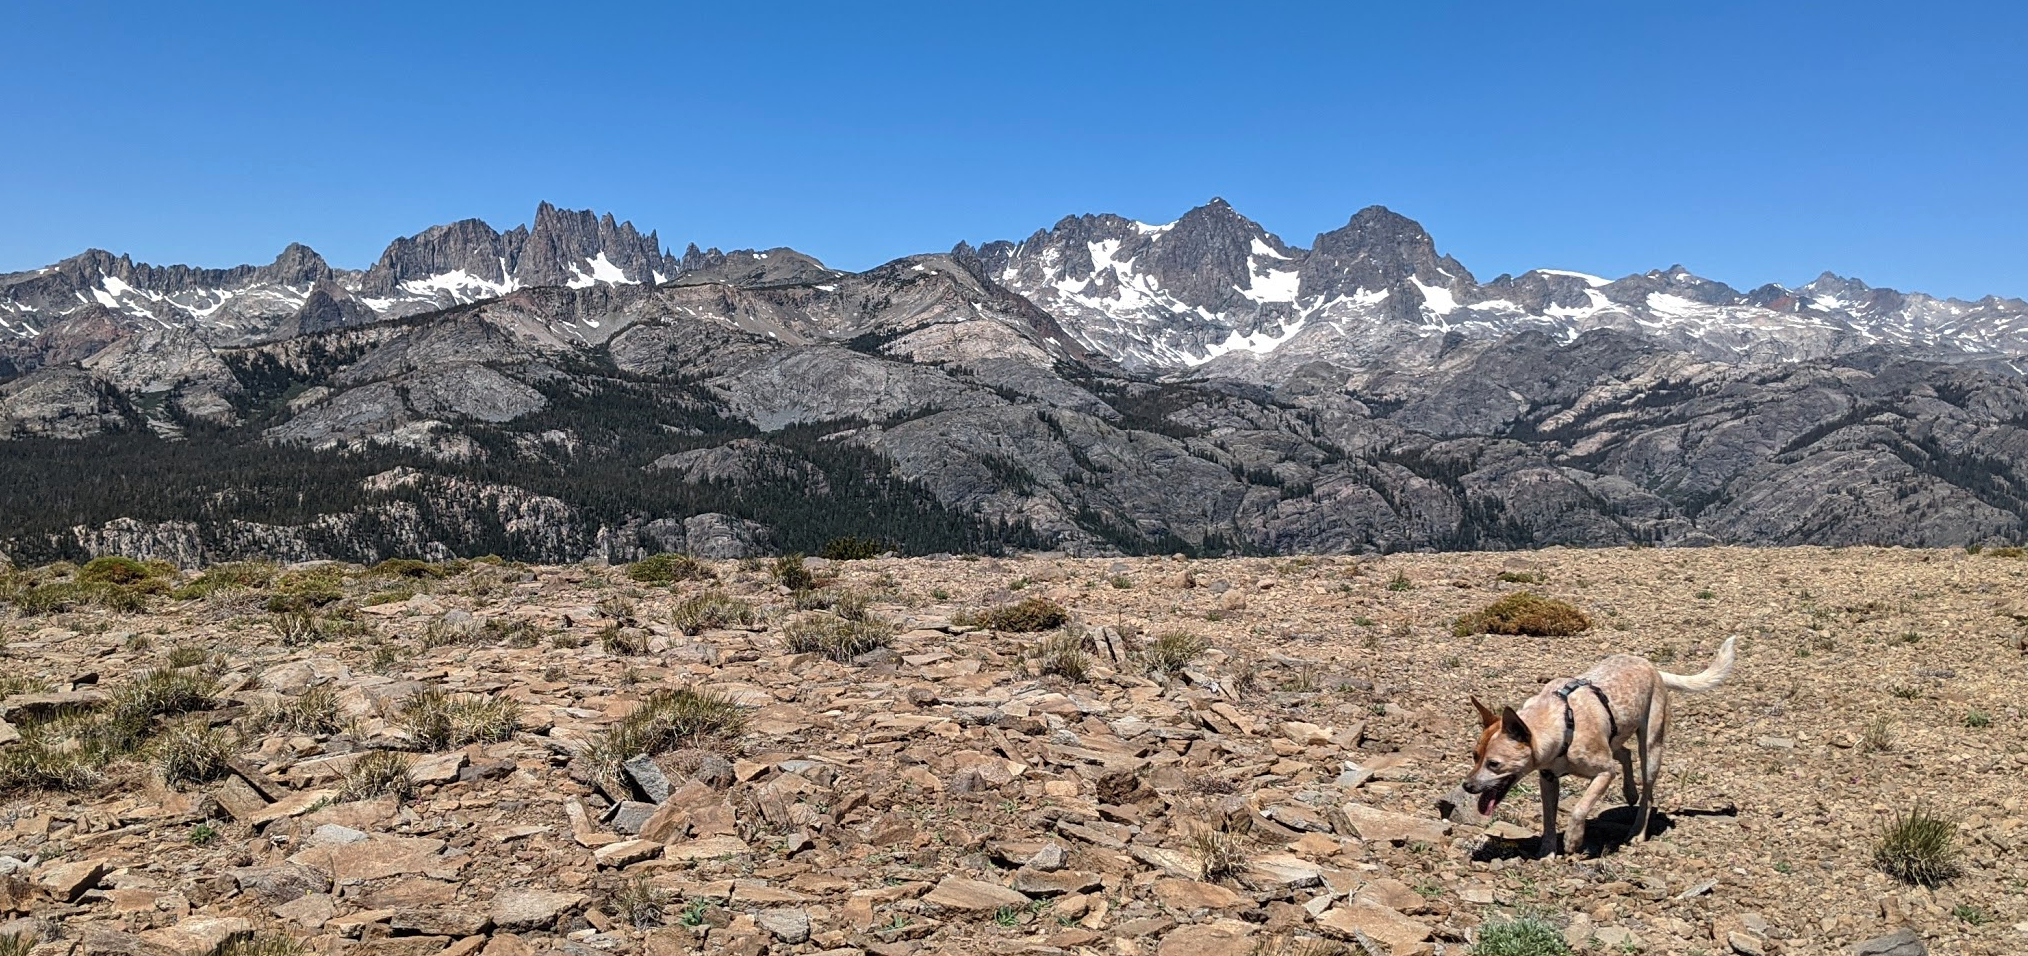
[1553,678,1619,758]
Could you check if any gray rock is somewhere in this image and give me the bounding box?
[1850,929,1926,956]
[755,908,811,944]
[621,755,672,804]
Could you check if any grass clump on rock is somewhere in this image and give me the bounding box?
[1874,803,1960,886]
[400,688,521,750]
[782,613,895,662]
[340,750,417,802]
[1031,630,1093,681]
[1454,592,1591,637]
[155,720,235,787]
[585,687,747,784]
[958,597,1069,633]
[1139,631,1207,676]
[244,687,343,737]
[627,553,715,585]
[670,592,758,635]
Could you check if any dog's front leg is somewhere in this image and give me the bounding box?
[1537,770,1560,857]
[1565,770,1617,857]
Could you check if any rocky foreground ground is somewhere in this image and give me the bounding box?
[0,546,2023,955]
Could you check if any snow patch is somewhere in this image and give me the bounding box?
[1188,318,1308,366]
[1409,277,1458,315]
[402,269,521,301]
[1645,293,1705,317]
[1238,264,1300,304]
[1250,238,1290,260]
[1536,269,1611,288]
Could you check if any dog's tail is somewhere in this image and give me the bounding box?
[1659,635,1736,693]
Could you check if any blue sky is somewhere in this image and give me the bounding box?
[4,1,2022,298]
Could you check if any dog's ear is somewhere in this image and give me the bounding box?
[1499,706,1532,746]
[1471,696,1498,729]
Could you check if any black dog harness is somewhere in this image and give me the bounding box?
[1554,678,1619,757]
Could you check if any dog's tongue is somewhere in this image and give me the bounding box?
[1477,791,1501,816]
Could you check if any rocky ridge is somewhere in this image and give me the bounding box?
[0,547,2019,954]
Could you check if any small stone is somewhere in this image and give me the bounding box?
[138,917,252,956]
[923,875,1029,912]
[1850,929,1927,956]
[35,857,107,903]
[755,908,812,944]
[491,888,588,932]
[1334,802,1451,844]
[593,839,662,868]
[1151,879,1245,911]
[622,754,673,803]
[1730,931,1768,956]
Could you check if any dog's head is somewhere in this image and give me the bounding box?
[1462,696,1537,816]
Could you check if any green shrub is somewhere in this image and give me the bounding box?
[671,592,758,635]
[171,561,279,600]
[958,597,1069,632]
[627,553,715,585]
[1471,916,1571,956]
[772,554,814,591]
[782,614,895,662]
[1875,803,1959,885]
[1454,593,1591,637]
[79,556,154,585]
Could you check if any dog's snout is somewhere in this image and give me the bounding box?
[1460,778,1486,794]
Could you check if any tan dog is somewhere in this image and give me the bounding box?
[1461,636,1736,856]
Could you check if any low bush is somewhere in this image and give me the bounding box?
[627,553,715,585]
[1454,592,1591,637]
[1471,917,1571,956]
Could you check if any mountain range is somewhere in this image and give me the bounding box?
[3,199,2027,564]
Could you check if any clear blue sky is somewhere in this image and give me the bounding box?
[4,1,2022,298]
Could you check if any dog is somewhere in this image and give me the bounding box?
[1460,636,1736,857]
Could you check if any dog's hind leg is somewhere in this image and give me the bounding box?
[1538,770,1560,857]
[1615,746,1639,806]
[1636,697,1667,840]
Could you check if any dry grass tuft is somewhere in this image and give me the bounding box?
[400,688,520,750]
[339,750,417,802]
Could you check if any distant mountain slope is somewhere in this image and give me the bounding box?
[3,199,2027,563]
